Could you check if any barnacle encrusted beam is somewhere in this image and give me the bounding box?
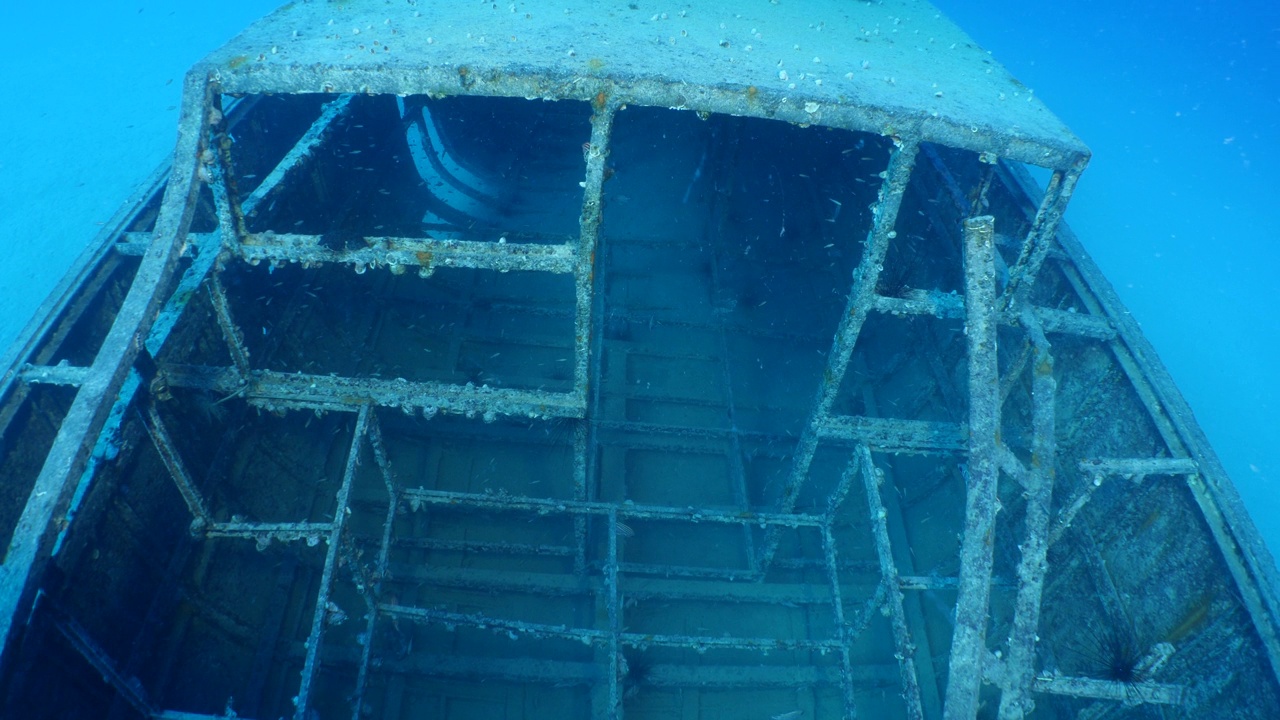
[943,215,1002,719]
[160,364,584,421]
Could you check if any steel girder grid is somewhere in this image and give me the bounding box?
[2,37,1279,720]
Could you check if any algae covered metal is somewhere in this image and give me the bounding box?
[0,1,1277,718]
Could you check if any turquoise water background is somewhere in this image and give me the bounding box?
[0,1,1275,557]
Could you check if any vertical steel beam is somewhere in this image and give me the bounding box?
[573,102,616,405]
[203,156,253,380]
[820,521,859,720]
[997,310,1058,719]
[294,405,370,720]
[0,69,212,665]
[351,411,397,720]
[758,139,919,573]
[572,101,616,577]
[943,215,1001,719]
[606,508,622,720]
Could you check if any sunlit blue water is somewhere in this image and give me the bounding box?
[933,0,1280,557]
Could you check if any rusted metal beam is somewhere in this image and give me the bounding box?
[161,364,583,421]
[601,508,622,720]
[1031,673,1184,705]
[17,363,89,387]
[0,70,212,662]
[944,215,1001,719]
[1078,457,1199,479]
[997,309,1058,719]
[379,603,844,655]
[235,233,576,275]
[400,486,825,530]
[205,271,252,380]
[242,94,355,220]
[816,414,967,454]
[351,412,398,718]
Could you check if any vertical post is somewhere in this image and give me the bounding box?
[758,139,919,574]
[294,405,370,720]
[943,215,1000,719]
[573,101,616,405]
[351,412,398,720]
[572,100,617,577]
[606,508,622,720]
[820,520,859,720]
[997,310,1058,719]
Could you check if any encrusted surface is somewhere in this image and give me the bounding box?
[201,0,1088,167]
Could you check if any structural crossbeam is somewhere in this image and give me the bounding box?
[819,521,860,720]
[817,414,967,454]
[1078,457,1199,478]
[139,402,211,525]
[1030,674,1184,705]
[378,603,844,655]
[160,364,583,421]
[235,233,577,275]
[18,362,89,387]
[399,486,826,530]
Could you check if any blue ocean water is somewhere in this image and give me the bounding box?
[0,1,1274,552]
[933,0,1280,556]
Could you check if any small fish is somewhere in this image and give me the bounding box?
[614,521,635,538]
[772,712,803,720]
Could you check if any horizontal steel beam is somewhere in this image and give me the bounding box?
[380,603,845,655]
[1031,674,1184,705]
[817,414,967,454]
[399,486,826,530]
[18,363,88,387]
[161,364,583,421]
[1078,457,1199,478]
[871,293,1113,340]
[236,232,577,275]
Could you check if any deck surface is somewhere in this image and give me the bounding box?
[202,0,1088,167]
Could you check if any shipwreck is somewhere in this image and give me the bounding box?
[1,1,1277,718]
